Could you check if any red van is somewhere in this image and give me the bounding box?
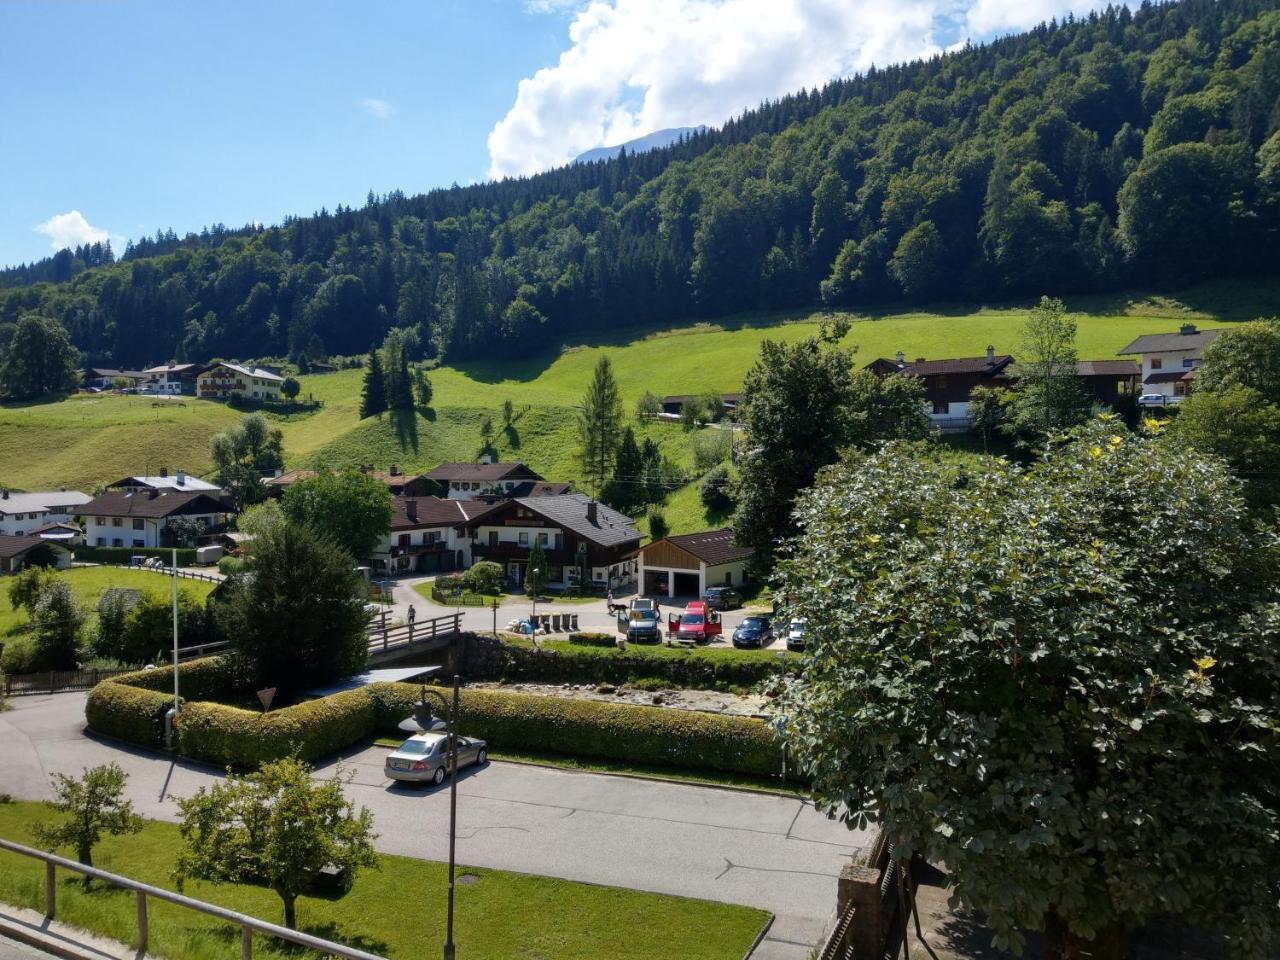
[668,600,722,644]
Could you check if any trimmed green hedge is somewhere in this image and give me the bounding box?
[481,636,795,690]
[74,546,198,566]
[567,632,617,648]
[109,657,242,701]
[84,680,173,747]
[369,682,784,778]
[176,689,378,766]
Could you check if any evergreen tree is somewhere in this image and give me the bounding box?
[604,426,644,512]
[415,367,433,407]
[359,350,385,418]
[0,314,80,399]
[577,356,624,498]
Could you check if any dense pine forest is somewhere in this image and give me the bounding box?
[2,0,1279,369]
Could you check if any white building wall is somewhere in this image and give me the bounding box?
[86,512,222,549]
[1139,349,1200,400]
[0,511,50,537]
[445,480,519,501]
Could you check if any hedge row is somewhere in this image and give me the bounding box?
[74,546,198,566]
[484,637,795,690]
[567,632,616,648]
[368,682,785,778]
[85,656,243,748]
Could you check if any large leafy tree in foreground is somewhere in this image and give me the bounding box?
[774,420,1280,958]
[282,468,392,561]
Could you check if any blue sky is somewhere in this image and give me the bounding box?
[0,0,1110,269]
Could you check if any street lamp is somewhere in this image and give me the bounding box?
[530,566,541,636]
[400,676,462,960]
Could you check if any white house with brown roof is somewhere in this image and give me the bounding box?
[80,490,229,549]
[370,496,493,575]
[425,459,548,500]
[142,363,208,395]
[0,490,92,537]
[1119,324,1224,406]
[636,528,753,598]
[0,535,72,574]
[196,362,285,401]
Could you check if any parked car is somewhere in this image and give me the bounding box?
[785,618,807,652]
[668,600,722,644]
[618,598,661,643]
[384,732,488,785]
[1139,393,1181,406]
[702,586,741,611]
[732,615,773,648]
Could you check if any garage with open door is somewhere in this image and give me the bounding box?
[672,571,701,597]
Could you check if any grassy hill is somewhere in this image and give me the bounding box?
[2,280,1274,534]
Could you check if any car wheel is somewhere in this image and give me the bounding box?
[432,766,446,786]
[477,748,488,765]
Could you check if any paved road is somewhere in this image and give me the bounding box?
[0,693,866,960]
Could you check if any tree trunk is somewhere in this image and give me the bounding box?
[1044,912,1126,960]
[78,844,93,889]
[279,890,297,930]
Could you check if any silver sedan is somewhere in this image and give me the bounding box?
[384,732,488,786]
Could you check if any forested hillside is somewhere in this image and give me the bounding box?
[2,0,1278,369]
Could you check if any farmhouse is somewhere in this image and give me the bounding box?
[111,469,220,494]
[461,493,641,590]
[1119,324,1224,406]
[0,489,92,537]
[866,347,1014,432]
[86,368,148,390]
[425,459,548,501]
[636,528,753,598]
[196,362,285,400]
[142,363,207,395]
[265,466,436,498]
[661,393,741,416]
[370,496,493,576]
[80,490,229,549]
[0,535,72,574]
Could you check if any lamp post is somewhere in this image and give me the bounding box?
[401,676,462,960]
[530,566,541,636]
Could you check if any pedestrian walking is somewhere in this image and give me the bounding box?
[408,604,416,624]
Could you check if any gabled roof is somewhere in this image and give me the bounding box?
[655,528,753,566]
[1075,360,1140,377]
[201,361,285,383]
[90,368,148,380]
[112,474,221,492]
[0,490,92,515]
[0,534,71,560]
[389,496,488,531]
[510,493,640,548]
[897,355,1014,376]
[143,363,206,375]
[425,461,544,483]
[264,469,317,488]
[1118,327,1224,355]
[80,490,229,518]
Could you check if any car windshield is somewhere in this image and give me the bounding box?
[397,739,434,755]
[743,617,768,628]
[790,620,805,632]
[738,624,760,633]
[682,614,705,625]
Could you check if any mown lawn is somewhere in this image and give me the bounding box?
[0,566,217,639]
[0,801,768,960]
[2,279,1273,523]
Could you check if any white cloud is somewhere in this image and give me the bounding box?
[486,0,1120,180]
[360,97,395,119]
[525,0,587,12]
[33,210,110,251]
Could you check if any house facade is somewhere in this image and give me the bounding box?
[369,496,492,576]
[460,493,641,590]
[867,347,1015,432]
[80,490,228,549]
[142,363,207,395]
[196,362,285,400]
[636,528,753,598]
[1118,324,1224,405]
[87,368,148,390]
[0,490,92,537]
[425,460,548,501]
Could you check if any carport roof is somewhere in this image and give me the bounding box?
[0,534,70,559]
[651,528,753,566]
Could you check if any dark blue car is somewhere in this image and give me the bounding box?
[731,615,773,649]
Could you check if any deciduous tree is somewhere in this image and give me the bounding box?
[32,764,142,882]
[282,469,392,561]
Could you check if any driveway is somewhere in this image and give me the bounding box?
[0,694,866,960]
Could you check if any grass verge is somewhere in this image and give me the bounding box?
[0,800,768,960]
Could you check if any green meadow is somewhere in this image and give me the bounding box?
[2,280,1274,535]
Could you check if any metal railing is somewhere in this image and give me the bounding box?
[176,640,232,662]
[0,837,386,960]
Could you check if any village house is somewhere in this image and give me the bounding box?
[80,490,229,549]
[425,459,550,501]
[1118,324,1224,406]
[460,493,641,591]
[866,347,1015,432]
[265,465,437,499]
[110,469,221,494]
[196,362,285,400]
[0,535,73,574]
[660,393,742,417]
[86,368,148,390]
[370,496,494,576]
[1068,360,1140,407]
[142,363,207,395]
[0,489,92,539]
[636,528,753,598]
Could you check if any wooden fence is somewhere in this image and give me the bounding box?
[3,667,133,697]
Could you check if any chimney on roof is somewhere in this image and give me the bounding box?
[148,488,159,499]
[159,467,169,478]
[176,470,186,486]
[986,344,995,365]
[1180,323,1198,335]
[587,500,598,525]
[895,351,904,364]
[480,454,491,465]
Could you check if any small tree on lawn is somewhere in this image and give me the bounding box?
[31,580,83,671]
[415,367,433,408]
[7,565,57,614]
[174,758,377,930]
[32,764,142,884]
[774,418,1280,959]
[526,539,548,598]
[218,522,369,698]
[280,376,300,400]
[646,506,668,542]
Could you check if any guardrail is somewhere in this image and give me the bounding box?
[368,613,462,656]
[127,564,224,583]
[0,837,386,959]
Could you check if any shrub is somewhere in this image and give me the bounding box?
[0,635,40,674]
[464,561,504,594]
[699,464,734,513]
[175,689,377,767]
[646,507,668,541]
[85,681,174,747]
[568,632,617,648]
[370,682,784,778]
[110,656,243,702]
[218,555,249,576]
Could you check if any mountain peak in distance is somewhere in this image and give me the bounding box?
[574,126,707,164]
